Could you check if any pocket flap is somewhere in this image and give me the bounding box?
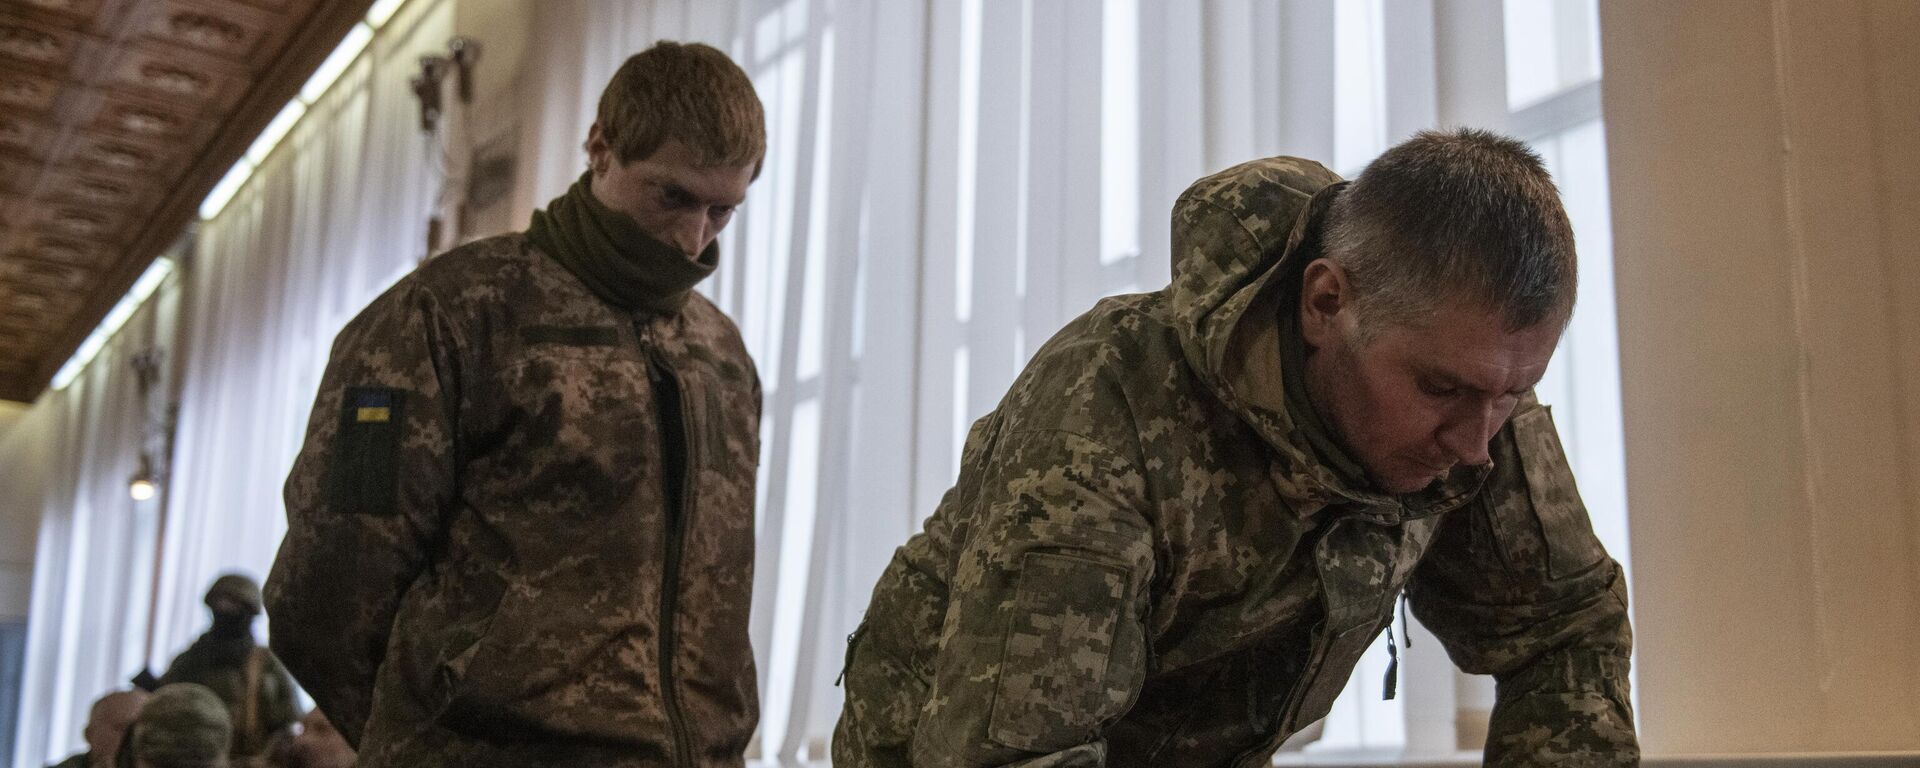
[989,552,1137,752]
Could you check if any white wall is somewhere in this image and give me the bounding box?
[1602,0,1920,754]
[0,402,47,621]
[0,402,25,441]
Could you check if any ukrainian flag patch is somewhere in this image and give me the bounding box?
[348,387,397,414]
[331,386,405,516]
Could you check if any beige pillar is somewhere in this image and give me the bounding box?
[1601,0,1920,754]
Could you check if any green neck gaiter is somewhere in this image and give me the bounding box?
[526,172,718,314]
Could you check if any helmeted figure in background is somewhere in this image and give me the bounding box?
[155,574,298,765]
[834,130,1639,767]
[267,40,768,767]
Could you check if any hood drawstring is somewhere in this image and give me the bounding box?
[1383,593,1413,700]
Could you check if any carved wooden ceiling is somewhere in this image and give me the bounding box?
[0,0,373,402]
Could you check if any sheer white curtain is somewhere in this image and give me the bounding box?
[9,3,452,762]
[144,0,453,668]
[5,274,180,766]
[523,0,1626,762]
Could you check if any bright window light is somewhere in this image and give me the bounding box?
[299,22,374,103]
[198,160,254,220]
[245,100,307,165]
[50,258,175,391]
[202,1,402,224]
[366,0,407,30]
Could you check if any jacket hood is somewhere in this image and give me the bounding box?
[1166,157,1487,522]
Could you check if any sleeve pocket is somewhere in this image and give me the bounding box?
[327,386,406,516]
[1511,406,1606,579]
[989,551,1135,753]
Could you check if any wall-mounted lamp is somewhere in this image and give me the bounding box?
[129,453,159,501]
[128,347,171,504]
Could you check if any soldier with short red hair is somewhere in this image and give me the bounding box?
[268,41,768,767]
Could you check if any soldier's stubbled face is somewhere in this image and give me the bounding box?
[585,127,754,257]
[1298,257,1562,494]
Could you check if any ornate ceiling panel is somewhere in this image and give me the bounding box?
[0,0,373,402]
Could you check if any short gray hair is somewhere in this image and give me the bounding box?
[1323,128,1577,342]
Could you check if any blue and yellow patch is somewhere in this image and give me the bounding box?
[331,386,405,516]
[348,388,398,422]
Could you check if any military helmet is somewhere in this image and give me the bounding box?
[203,574,262,616]
[132,683,231,767]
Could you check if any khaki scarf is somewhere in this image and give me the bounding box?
[526,172,718,314]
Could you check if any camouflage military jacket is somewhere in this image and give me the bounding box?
[834,158,1636,767]
[267,233,761,767]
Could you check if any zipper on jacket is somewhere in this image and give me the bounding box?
[1234,519,1348,767]
[642,324,698,768]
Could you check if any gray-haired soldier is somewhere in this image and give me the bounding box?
[835,129,1636,767]
[125,684,232,768]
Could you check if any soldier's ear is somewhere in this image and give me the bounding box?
[1299,258,1351,350]
[585,122,614,176]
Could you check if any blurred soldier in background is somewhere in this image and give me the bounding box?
[157,574,299,764]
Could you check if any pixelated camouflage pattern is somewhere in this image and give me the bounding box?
[266,233,762,767]
[834,157,1636,767]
